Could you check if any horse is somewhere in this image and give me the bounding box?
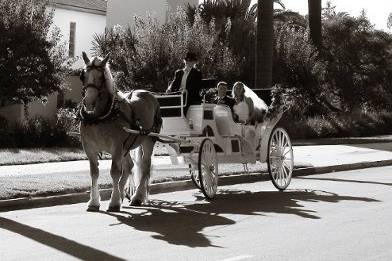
[79,52,162,212]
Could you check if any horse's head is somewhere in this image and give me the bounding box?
[80,52,114,117]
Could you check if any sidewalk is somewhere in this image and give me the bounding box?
[1,141,392,210]
[1,142,392,178]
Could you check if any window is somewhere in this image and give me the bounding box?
[68,22,76,57]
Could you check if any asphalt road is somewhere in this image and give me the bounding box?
[1,166,392,261]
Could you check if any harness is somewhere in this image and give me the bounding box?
[79,64,159,154]
[79,64,118,124]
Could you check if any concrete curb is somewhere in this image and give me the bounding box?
[1,159,392,212]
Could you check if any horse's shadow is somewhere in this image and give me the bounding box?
[102,189,380,248]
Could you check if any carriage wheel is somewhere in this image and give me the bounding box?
[190,164,201,189]
[267,127,294,191]
[198,138,218,199]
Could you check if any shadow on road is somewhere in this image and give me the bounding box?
[0,217,126,260]
[103,189,379,248]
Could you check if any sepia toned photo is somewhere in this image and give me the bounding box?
[1,0,392,260]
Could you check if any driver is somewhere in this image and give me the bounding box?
[166,52,202,115]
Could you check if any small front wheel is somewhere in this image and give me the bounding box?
[267,127,294,191]
[190,164,201,189]
[198,138,218,199]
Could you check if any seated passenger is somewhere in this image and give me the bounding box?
[232,82,254,124]
[166,51,202,115]
[214,81,235,109]
[232,81,269,124]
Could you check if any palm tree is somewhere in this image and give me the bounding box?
[308,0,322,47]
[255,0,274,99]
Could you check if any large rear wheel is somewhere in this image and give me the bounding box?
[267,127,294,191]
[198,138,218,199]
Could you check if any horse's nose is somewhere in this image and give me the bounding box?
[84,88,98,111]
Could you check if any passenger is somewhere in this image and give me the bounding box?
[214,81,235,110]
[166,52,202,115]
[232,82,254,124]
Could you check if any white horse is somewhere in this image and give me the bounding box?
[79,52,162,212]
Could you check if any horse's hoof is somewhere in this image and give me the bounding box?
[87,206,100,212]
[107,205,121,212]
[130,198,142,206]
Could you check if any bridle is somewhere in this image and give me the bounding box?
[79,65,117,122]
[80,65,106,96]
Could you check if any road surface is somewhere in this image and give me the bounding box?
[1,166,392,260]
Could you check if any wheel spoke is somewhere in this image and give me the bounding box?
[278,166,284,187]
[279,131,284,149]
[283,148,292,156]
[199,139,218,199]
[268,128,293,190]
[283,160,292,171]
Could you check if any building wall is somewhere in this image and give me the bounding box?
[27,93,59,122]
[0,103,24,128]
[50,7,106,68]
[0,7,105,127]
[106,0,198,28]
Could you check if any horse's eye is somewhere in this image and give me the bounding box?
[79,70,85,83]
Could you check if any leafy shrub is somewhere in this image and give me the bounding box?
[322,12,392,111]
[280,110,392,139]
[0,109,80,148]
[92,9,241,92]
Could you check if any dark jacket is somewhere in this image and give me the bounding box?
[167,68,202,106]
[214,95,236,109]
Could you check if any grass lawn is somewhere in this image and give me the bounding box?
[0,145,168,166]
[0,148,89,166]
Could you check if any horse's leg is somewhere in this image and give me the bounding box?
[130,138,154,206]
[119,152,134,202]
[87,155,100,212]
[107,151,123,212]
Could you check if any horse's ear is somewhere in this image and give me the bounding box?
[82,52,90,64]
[101,53,110,66]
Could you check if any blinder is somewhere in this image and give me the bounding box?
[80,65,106,97]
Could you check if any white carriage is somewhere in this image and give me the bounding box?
[125,91,294,199]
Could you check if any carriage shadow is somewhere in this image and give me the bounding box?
[102,189,379,248]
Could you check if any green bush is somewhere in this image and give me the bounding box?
[0,109,80,148]
[92,9,241,92]
[280,110,392,139]
[322,12,392,111]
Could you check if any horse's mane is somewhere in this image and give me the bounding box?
[103,62,116,96]
[88,56,117,96]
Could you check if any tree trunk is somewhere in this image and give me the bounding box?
[308,0,322,47]
[255,0,274,103]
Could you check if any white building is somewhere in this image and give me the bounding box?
[0,0,107,125]
[1,0,200,126]
[106,0,198,28]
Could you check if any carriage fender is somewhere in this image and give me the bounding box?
[259,125,273,162]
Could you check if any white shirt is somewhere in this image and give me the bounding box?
[180,68,191,91]
[233,101,250,123]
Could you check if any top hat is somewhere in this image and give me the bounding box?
[184,52,198,61]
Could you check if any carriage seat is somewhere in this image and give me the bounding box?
[214,105,242,137]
